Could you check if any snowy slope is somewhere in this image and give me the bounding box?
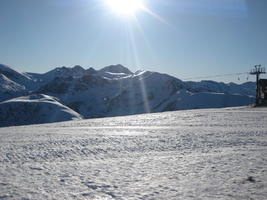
[104,71,186,116]
[186,80,255,96]
[0,94,82,127]
[36,67,254,118]
[36,70,187,118]
[41,65,86,81]
[155,89,255,111]
[0,63,256,124]
[99,64,133,74]
[0,64,34,90]
[97,64,134,79]
[0,74,26,101]
[0,107,266,199]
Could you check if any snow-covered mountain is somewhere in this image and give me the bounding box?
[186,80,255,96]
[0,73,26,101]
[97,64,134,79]
[0,64,34,101]
[0,64,35,90]
[0,94,82,127]
[0,63,256,126]
[155,89,254,111]
[35,70,185,117]
[35,67,254,118]
[42,65,86,80]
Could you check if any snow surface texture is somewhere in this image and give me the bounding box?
[0,94,82,127]
[0,107,266,199]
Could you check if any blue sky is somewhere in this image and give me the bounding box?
[0,0,266,82]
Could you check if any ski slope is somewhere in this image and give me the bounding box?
[0,107,266,199]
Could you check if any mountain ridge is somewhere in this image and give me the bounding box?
[0,63,255,126]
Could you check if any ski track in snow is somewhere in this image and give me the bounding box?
[0,107,266,200]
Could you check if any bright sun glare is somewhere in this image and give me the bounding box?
[106,0,144,16]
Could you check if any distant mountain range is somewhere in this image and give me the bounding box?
[0,63,255,127]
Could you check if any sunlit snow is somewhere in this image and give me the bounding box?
[0,107,266,199]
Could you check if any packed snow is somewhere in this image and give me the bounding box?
[0,107,266,199]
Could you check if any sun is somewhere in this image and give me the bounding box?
[106,0,144,16]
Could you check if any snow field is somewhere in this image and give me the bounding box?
[0,107,266,199]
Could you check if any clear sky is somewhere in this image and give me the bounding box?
[0,0,266,82]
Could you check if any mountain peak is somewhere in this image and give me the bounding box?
[54,65,85,72]
[44,65,86,80]
[72,65,85,71]
[99,64,133,74]
[86,67,97,75]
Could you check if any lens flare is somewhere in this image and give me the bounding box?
[106,0,144,15]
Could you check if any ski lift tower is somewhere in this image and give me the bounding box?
[250,65,266,105]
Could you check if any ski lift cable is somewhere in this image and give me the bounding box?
[183,72,249,81]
